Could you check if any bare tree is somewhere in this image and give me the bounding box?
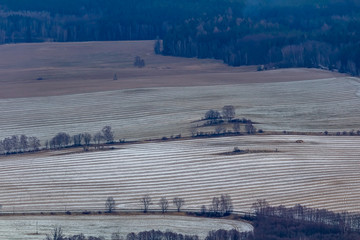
[28,137,41,151]
[102,126,114,143]
[220,194,233,215]
[222,105,235,121]
[251,199,270,216]
[173,197,185,212]
[140,195,152,213]
[205,110,221,123]
[82,132,92,151]
[159,197,169,213]
[245,122,256,134]
[51,132,71,149]
[105,196,116,213]
[72,134,82,146]
[11,135,20,153]
[211,197,220,214]
[2,137,12,154]
[19,134,29,152]
[93,132,103,148]
[46,226,64,240]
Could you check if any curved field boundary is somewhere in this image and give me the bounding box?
[0,135,359,213]
[0,77,360,144]
[0,215,253,240]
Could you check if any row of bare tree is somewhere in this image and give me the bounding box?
[0,126,115,155]
[105,194,233,217]
[45,126,115,151]
[0,134,40,155]
[105,195,186,214]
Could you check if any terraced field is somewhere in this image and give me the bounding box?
[0,77,360,144]
[1,135,359,213]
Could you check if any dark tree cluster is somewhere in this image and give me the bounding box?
[0,1,359,75]
[197,106,257,136]
[126,230,199,240]
[0,134,40,155]
[47,126,114,151]
[139,195,185,213]
[162,1,360,76]
[0,0,242,44]
[204,105,236,125]
[206,229,251,240]
[199,194,233,217]
[250,199,360,240]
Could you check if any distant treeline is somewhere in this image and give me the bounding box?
[250,200,360,240]
[0,0,359,75]
[0,0,243,42]
[162,0,360,75]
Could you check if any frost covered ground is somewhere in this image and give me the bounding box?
[0,77,360,143]
[1,135,359,213]
[0,215,253,240]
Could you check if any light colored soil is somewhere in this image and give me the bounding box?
[0,41,345,98]
[1,77,359,143]
[1,135,360,214]
[0,215,253,240]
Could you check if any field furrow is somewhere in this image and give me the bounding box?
[0,135,359,213]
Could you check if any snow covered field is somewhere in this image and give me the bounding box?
[0,215,253,240]
[0,77,360,144]
[1,135,359,214]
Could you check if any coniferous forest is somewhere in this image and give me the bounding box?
[0,0,359,74]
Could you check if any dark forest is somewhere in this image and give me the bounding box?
[0,0,359,74]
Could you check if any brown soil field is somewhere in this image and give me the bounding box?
[0,40,345,98]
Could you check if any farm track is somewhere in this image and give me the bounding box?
[0,135,359,213]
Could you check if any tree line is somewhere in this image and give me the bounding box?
[45,126,115,151]
[0,125,115,155]
[250,199,360,240]
[160,0,360,76]
[0,1,359,75]
[0,0,242,43]
[104,194,232,217]
[0,134,40,155]
[106,194,232,216]
[44,227,250,240]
